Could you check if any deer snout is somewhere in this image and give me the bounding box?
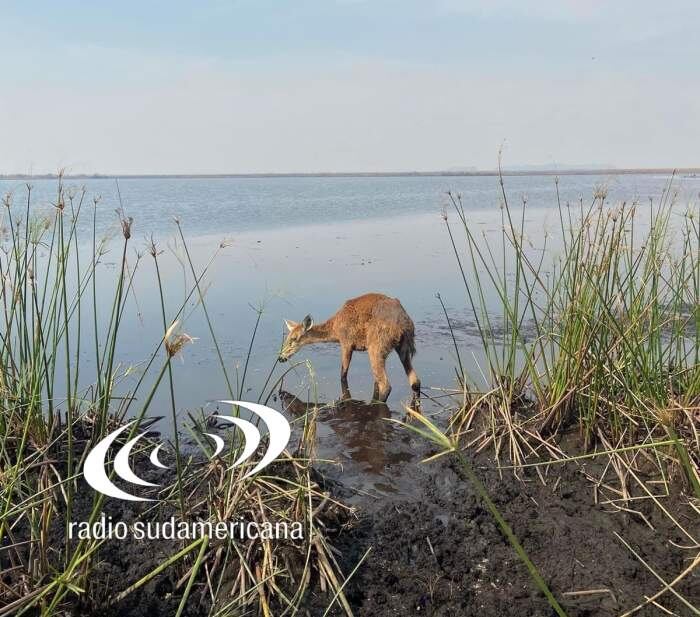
[278,354,288,363]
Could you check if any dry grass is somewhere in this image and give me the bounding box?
[0,179,354,616]
[435,166,699,613]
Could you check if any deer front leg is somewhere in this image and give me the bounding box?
[340,344,353,399]
[368,347,391,402]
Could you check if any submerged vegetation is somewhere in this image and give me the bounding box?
[0,180,353,615]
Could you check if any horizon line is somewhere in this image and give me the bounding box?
[1,167,699,181]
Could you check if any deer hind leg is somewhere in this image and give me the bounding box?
[398,346,421,405]
[340,344,353,399]
[368,346,391,402]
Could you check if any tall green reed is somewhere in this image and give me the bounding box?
[0,180,350,616]
[444,168,699,493]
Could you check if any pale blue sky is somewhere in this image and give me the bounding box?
[1,1,698,173]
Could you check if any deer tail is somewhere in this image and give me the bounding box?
[400,332,416,359]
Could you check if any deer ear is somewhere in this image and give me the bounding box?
[301,315,314,331]
[284,319,298,332]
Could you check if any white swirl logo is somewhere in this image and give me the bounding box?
[84,401,291,502]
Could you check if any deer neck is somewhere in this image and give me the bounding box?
[302,319,337,345]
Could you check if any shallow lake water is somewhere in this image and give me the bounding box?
[2,172,697,500]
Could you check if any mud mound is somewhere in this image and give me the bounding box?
[328,457,699,616]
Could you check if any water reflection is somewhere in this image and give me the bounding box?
[278,390,413,485]
[9,174,693,502]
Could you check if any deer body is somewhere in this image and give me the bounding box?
[279,293,420,402]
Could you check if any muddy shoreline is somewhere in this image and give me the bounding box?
[5,414,698,616]
[321,450,699,616]
[107,435,700,616]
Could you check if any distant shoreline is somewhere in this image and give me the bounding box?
[1,168,699,181]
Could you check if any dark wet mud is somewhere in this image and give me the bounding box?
[323,455,699,616]
[7,397,698,616]
[287,395,700,617]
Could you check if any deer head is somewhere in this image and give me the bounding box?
[278,315,314,362]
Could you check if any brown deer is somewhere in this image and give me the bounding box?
[278,293,420,403]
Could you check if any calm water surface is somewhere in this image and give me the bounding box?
[2,173,696,237]
[3,173,697,501]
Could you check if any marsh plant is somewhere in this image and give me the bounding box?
[408,169,699,616]
[0,179,352,616]
[441,171,698,483]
